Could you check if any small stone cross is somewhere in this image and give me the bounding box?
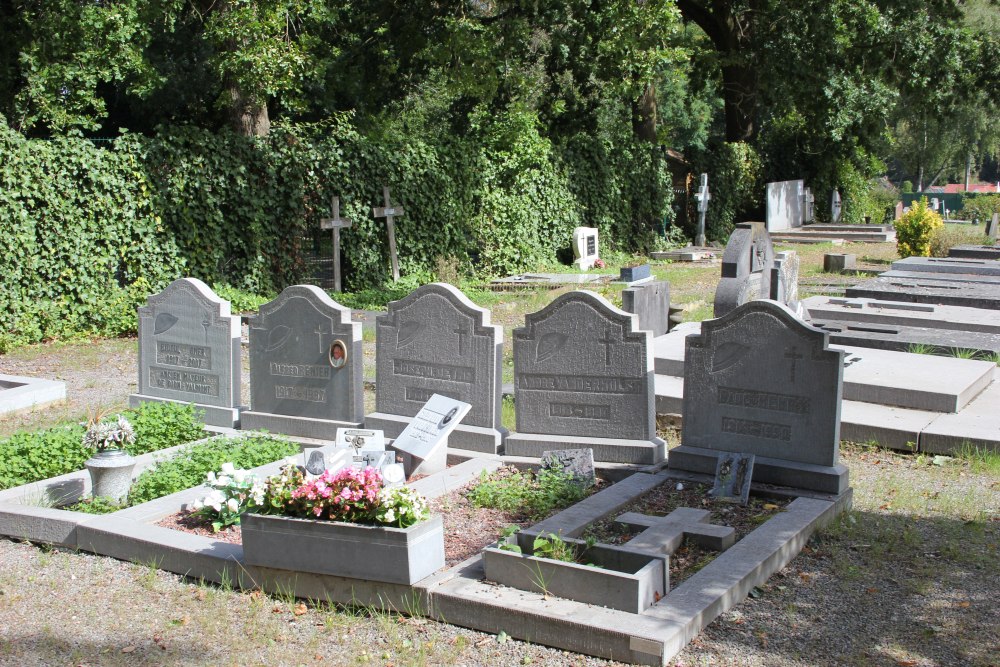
[694,173,710,247]
[320,196,353,292]
[784,346,804,382]
[453,321,470,356]
[372,186,404,282]
[599,327,615,365]
[616,508,735,555]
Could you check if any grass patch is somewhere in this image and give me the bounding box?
[468,465,591,521]
[953,442,1000,475]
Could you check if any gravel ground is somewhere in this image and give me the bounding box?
[2,339,998,667]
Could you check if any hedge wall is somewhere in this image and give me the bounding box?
[0,110,672,350]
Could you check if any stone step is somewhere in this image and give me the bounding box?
[654,372,999,453]
[771,231,895,243]
[653,325,995,413]
[892,256,1000,277]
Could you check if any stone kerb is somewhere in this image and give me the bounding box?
[129,278,242,428]
[365,283,506,454]
[671,299,849,494]
[505,290,665,464]
[242,285,364,439]
[714,222,775,318]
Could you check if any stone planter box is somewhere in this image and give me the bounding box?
[482,533,667,613]
[241,513,444,585]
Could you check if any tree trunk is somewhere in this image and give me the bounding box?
[632,83,658,142]
[721,63,756,142]
[226,81,270,137]
[965,152,972,191]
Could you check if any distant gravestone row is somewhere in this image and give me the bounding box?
[713,222,802,318]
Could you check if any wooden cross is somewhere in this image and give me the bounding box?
[320,196,353,292]
[694,173,710,247]
[372,186,404,282]
[784,346,804,382]
[616,507,735,555]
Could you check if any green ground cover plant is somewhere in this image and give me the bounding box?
[467,465,591,521]
[127,434,298,506]
[0,402,204,490]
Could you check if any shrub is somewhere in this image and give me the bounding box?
[929,224,989,257]
[896,199,943,258]
[468,465,590,521]
[688,141,763,241]
[958,194,1000,223]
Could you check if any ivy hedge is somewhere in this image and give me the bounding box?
[0,107,672,350]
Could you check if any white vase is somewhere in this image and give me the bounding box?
[84,449,136,503]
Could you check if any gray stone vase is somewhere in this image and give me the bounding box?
[84,449,136,503]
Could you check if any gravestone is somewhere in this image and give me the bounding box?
[319,196,352,293]
[392,394,471,477]
[505,290,665,464]
[711,452,755,505]
[622,280,671,337]
[713,222,775,318]
[365,283,506,453]
[241,285,364,438]
[541,448,596,487]
[765,180,805,231]
[802,187,815,223]
[572,227,600,269]
[770,250,803,316]
[372,186,403,281]
[894,201,904,220]
[987,213,998,241]
[823,253,856,272]
[831,190,842,224]
[129,278,242,427]
[694,173,711,247]
[669,299,849,495]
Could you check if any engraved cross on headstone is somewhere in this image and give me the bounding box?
[320,196,353,293]
[599,327,615,365]
[784,346,803,382]
[694,173,711,247]
[616,507,735,555]
[372,186,404,282]
[453,320,470,356]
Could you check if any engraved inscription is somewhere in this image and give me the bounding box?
[156,342,212,369]
[275,385,326,403]
[393,359,474,384]
[720,416,791,442]
[269,362,331,380]
[717,386,810,415]
[405,386,438,403]
[149,367,219,397]
[549,403,611,420]
[518,374,641,394]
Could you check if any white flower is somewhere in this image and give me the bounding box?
[226,498,240,512]
[206,471,217,483]
[216,475,231,488]
[384,509,396,523]
[233,469,247,484]
[220,462,236,476]
[191,499,204,511]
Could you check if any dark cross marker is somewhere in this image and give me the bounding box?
[453,321,470,356]
[599,327,615,365]
[784,346,804,382]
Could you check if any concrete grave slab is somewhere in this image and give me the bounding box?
[616,507,736,554]
[947,245,1000,260]
[622,280,671,337]
[880,269,1000,285]
[920,381,1000,455]
[823,254,856,272]
[650,247,719,262]
[0,373,66,416]
[812,319,1000,358]
[803,296,1000,334]
[491,273,610,287]
[365,283,506,453]
[891,256,1000,277]
[129,278,242,427]
[846,277,1000,310]
[242,285,364,438]
[673,300,849,494]
[714,222,775,318]
[506,290,665,464]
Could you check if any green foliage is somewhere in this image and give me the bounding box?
[64,496,125,515]
[211,284,274,314]
[896,199,944,257]
[689,142,763,241]
[530,533,577,563]
[467,465,590,521]
[929,223,990,257]
[127,435,298,506]
[902,180,914,193]
[0,401,204,490]
[958,194,1000,223]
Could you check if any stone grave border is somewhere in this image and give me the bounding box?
[0,446,850,666]
[0,373,66,416]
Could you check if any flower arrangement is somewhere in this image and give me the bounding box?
[191,462,265,532]
[375,486,429,528]
[83,414,136,453]
[592,258,607,269]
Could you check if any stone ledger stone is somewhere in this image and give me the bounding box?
[505,290,665,464]
[714,222,775,318]
[621,280,671,337]
[129,278,242,427]
[890,256,1000,277]
[846,277,1000,310]
[241,285,364,438]
[669,299,849,495]
[947,245,1000,260]
[364,283,505,454]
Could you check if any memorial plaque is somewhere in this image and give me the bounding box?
[714,222,775,318]
[506,290,664,464]
[710,452,755,505]
[130,278,242,427]
[682,300,843,466]
[242,285,364,438]
[541,448,596,487]
[366,283,505,453]
[392,394,471,476]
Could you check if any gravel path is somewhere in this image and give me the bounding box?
[1,339,998,666]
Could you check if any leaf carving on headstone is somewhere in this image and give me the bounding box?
[535,332,569,362]
[396,320,423,348]
[711,342,748,373]
[153,313,178,335]
[265,325,292,352]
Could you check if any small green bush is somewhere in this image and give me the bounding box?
[896,199,943,258]
[0,401,204,490]
[467,465,590,521]
[127,434,298,505]
[958,194,1000,223]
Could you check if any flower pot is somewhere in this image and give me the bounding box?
[84,449,137,503]
[241,513,444,585]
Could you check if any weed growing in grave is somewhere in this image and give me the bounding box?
[950,347,978,360]
[530,533,576,563]
[954,442,1000,476]
[64,496,125,514]
[467,465,590,521]
[906,342,936,355]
